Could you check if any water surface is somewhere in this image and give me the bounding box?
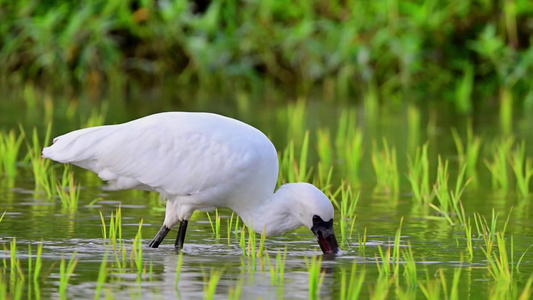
[1,91,533,299]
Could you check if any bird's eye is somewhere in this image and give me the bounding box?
[312,215,321,223]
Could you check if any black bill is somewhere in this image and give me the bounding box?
[311,215,340,255]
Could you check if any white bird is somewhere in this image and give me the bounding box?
[42,112,339,254]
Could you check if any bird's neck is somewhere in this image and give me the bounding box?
[235,188,303,237]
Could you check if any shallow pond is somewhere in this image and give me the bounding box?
[1,90,533,299]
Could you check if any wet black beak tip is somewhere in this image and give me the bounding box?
[317,233,340,255]
[311,216,340,255]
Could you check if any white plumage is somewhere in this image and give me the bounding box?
[42,112,339,254]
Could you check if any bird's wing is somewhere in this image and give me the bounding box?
[43,118,258,197]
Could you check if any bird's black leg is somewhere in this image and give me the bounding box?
[149,225,171,248]
[175,220,189,250]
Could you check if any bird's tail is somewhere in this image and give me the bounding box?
[42,126,110,165]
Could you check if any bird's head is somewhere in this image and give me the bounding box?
[276,183,340,255]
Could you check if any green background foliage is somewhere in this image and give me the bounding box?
[2,0,533,110]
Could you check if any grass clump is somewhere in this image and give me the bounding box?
[27,125,56,197]
[265,248,287,287]
[452,124,482,187]
[402,242,417,287]
[203,268,224,300]
[430,158,470,226]
[407,143,431,204]
[174,252,184,292]
[335,109,363,185]
[371,138,399,196]
[304,254,325,300]
[94,252,108,300]
[206,209,221,239]
[130,220,144,276]
[340,263,365,300]
[0,130,24,185]
[99,206,123,251]
[330,183,359,245]
[510,141,533,198]
[316,128,333,177]
[485,137,514,191]
[56,166,80,211]
[58,253,78,300]
[278,131,311,185]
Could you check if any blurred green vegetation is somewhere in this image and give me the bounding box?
[1,0,533,111]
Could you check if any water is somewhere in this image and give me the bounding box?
[1,90,533,299]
